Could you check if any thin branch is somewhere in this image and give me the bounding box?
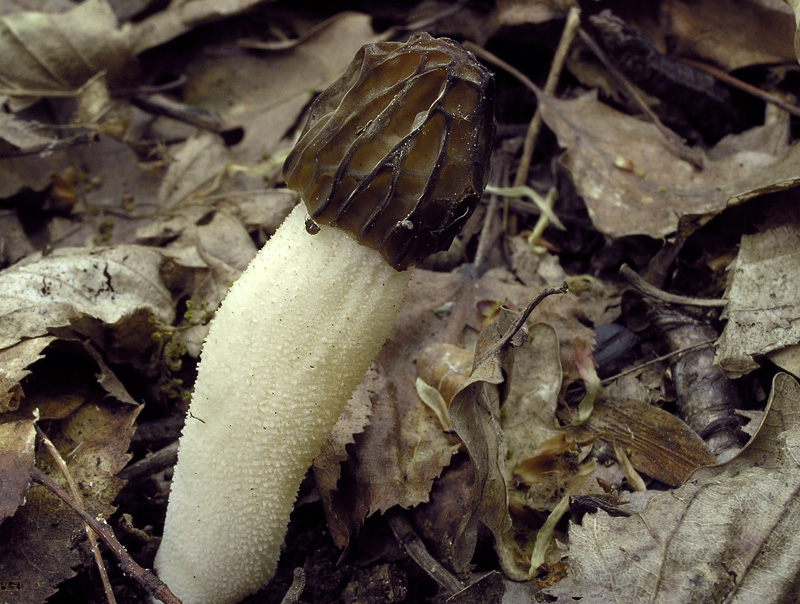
[36,426,116,604]
[118,442,178,483]
[386,508,464,595]
[681,58,800,119]
[463,42,542,98]
[29,467,182,604]
[619,264,727,308]
[0,132,98,159]
[478,282,569,367]
[514,7,581,189]
[601,337,717,385]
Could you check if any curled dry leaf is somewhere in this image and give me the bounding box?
[448,306,532,581]
[545,373,800,603]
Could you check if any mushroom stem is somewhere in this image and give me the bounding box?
[154,204,410,603]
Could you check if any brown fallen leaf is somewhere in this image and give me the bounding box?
[568,396,717,487]
[0,245,175,351]
[0,0,136,107]
[315,270,580,562]
[661,0,795,70]
[0,420,35,522]
[128,0,277,54]
[448,305,531,581]
[157,132,233,209]
[182,11,378,163]
[545,372,800,603]
[314,366,381,548]
[538,91,800,239]
[503,323,564,492]
[716,198,800,377]
[0,336,53,413]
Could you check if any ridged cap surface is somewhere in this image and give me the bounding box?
[284,32,495,270]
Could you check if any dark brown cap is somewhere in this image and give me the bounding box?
[283,32,495,270]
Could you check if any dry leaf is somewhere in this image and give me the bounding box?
[314,270,466,548]
[449,306,532,581]
[0,399,140,603]
[783,0,800,63]
[0,0,135,104]
[545,373,800,603]
[661,0,795,70]
[128,0,278,54]
[314,367,378,548]
[0,420,35,522]
[0,112,50,150]
[182,11,377,162]
[503,323,564,490]
[0,245,175,351]
[716,202,800,377]
[0,336,53,413]
[158,132,231,208]
[539,91,800,238]
[569,397,717,487]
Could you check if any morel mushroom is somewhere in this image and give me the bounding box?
[153,32,494,604]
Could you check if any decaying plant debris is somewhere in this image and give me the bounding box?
[1,1,800,603]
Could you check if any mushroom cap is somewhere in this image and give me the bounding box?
[284,32,495,270]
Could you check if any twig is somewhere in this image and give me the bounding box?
[131,94,243,144]
[29,467,181,604]
[600,337,717,385]
[575,27,705,169]
[681,58,800,120]
[36,426,116,604]
[478,282,569,367]
[386,508,464,595]
[513,7,581,189]
[473,186,500,274]
[118,442,178,483]
[619,264,727,307]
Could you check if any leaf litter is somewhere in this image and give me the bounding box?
[1,1,800,602]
